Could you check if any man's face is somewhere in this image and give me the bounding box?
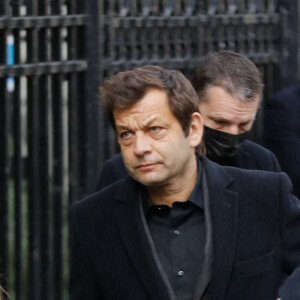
[114,88,202,187]
[199,86,260,135]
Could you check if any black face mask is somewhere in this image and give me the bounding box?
[203,126,249,165]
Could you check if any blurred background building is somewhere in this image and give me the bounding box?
[0,1,299,299]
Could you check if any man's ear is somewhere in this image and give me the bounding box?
[189,112,203,148]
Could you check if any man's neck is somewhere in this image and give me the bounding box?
[147,158,198,207]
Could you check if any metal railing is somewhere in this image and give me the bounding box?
[0,1,89,299]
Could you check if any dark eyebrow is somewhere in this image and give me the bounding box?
[115,125,130,132]
[115,116,167,133]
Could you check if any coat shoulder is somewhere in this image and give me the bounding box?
[72,176,131,218]
[240,140,276,159]
[237,140,281,172]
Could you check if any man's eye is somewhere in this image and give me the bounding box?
[120,131,132,139]
[150,126,161,133]
[239,122,250,129]
[214,120,226,125]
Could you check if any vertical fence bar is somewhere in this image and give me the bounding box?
[51,72,64,300]
[27,1,41,298]
[285,0,298,86]
[0,78,9,300]
[10,2,24,297]
[50,1,64,299]
[68,68,81,200]
[39,73,50,300]
[68,0,85,200]
[27,74,41,300]
[85,0,102,194]
[0,2,11,299]
[13,75,23,300]
[38,3,51,300]
[67,2,86,294]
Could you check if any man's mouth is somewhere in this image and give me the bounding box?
[136,163,158,171]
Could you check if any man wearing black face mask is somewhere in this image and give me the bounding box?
[202,127,249,165]
[192,50,281,170]
[95,51,281,191]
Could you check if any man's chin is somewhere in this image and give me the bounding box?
[130,173,166,186]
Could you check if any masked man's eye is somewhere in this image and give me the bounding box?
[239,122,251,130]
[214,120,227,125]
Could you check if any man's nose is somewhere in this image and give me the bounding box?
[226,125,239,135]
[133,133,152,157]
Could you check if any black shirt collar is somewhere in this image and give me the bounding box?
[140,157,203,214]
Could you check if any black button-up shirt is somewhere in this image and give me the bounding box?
[140,160,205,300]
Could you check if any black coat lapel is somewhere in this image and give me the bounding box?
[202,157,239,299]
[114,178,175,300]
[193,168,213,300]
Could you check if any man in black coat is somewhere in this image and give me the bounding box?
[96,51,280,191]
[71,65,300,299]
[264,84,300,198]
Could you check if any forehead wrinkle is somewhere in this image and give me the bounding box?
[116,113,163,131]
[208,107,256,124]
[211,100,256,115]
[140,114,163,127]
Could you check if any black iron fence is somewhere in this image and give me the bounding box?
[0,0,298,299]
[0,1,89,299]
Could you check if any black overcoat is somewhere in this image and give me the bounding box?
[71,157,300,300]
